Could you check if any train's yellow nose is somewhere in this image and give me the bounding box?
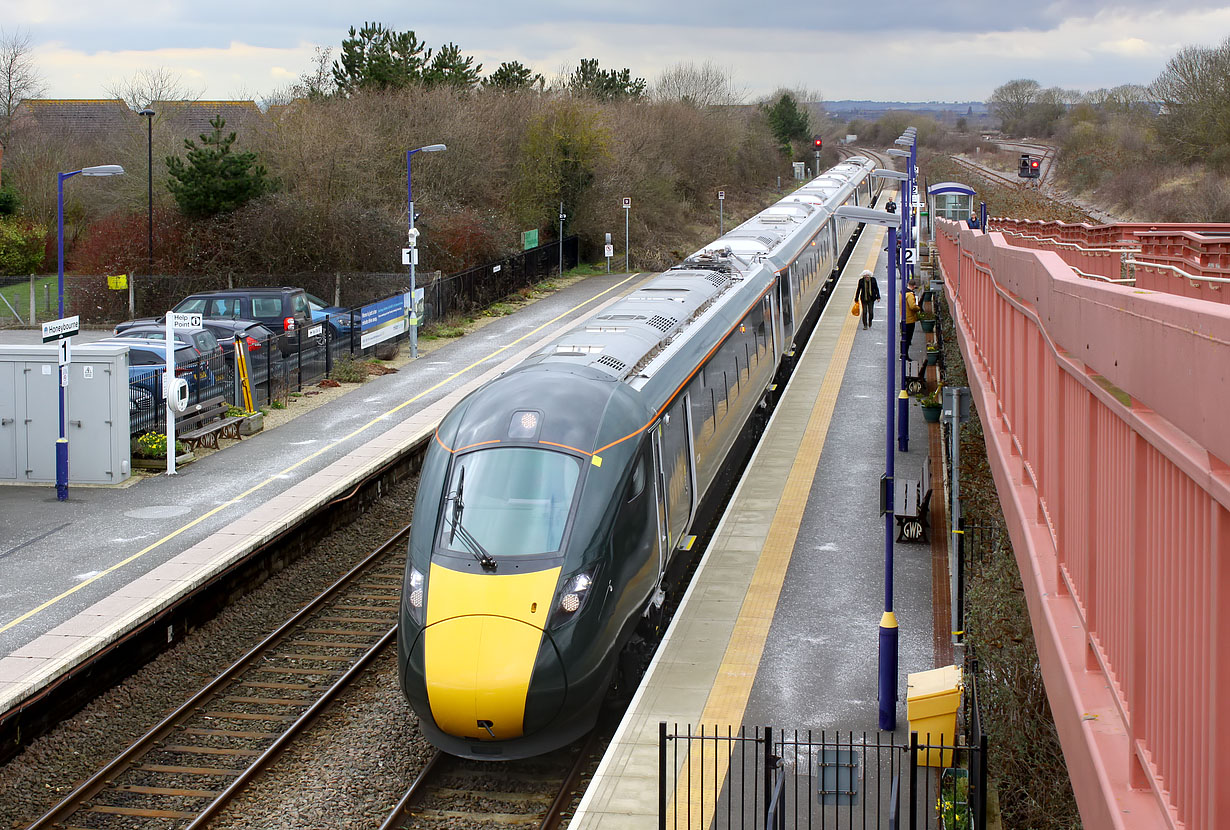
[425,615,549,739]
[423,563,562,741]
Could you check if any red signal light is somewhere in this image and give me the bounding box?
[1031,160,1040,168]
[813,136,823,150]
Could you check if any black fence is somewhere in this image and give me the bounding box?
[658,724,988,830]
[422,236,578,324]
[123,239,580,438]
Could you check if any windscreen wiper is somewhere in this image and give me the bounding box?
[453,520,497,571]
[445,467,496,571]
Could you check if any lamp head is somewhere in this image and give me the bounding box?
[886,149,909,158]
[139,107,155,118]
[81,165,125,177]
[894,138,912,146]
[417,144,447,153]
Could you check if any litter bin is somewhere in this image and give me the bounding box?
[906,665,963,767]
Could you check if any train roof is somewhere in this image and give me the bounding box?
[512,161,872,404]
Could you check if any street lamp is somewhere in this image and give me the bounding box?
[406,143,447,359]
[886,148,914,452]
[139,107,155,278]
[55,163,124,502]
[838,193,903,731]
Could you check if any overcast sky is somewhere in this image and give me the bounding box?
[8,1,1230,104]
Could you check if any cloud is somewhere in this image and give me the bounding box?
[16,2,1230,102]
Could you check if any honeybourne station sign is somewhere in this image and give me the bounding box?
[42,316,80,342]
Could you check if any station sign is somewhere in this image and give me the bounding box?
[42,315,79,343]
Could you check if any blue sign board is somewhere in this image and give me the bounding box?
[360,295,407,349]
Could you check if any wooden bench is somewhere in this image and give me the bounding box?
[894,453,933,543]
[904,359,926,395]
[177,396,244,451]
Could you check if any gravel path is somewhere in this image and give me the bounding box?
[0,476,422,829]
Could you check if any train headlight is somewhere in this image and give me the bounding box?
[550,572,594,628]
[407,566,426,624]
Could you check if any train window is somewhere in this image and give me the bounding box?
[439,448,581,557]
[627,451,646,502]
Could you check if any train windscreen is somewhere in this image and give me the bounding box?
[440,448,581,557]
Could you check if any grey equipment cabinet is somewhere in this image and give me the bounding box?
[0,344,132,485]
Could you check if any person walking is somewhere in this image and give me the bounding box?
[855,269,880,329]
[902,278,920,357]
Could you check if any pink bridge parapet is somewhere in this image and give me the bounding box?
[936,220,1230,830]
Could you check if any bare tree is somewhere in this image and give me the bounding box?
[987,79,1041,134]
[1152,37,1230,164]
[1,28,46,148]
[653,61,743,107]
[106,66,203,110]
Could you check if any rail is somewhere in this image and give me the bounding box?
[936,217,1230,829]
[25,526,409,829]
[379,730,597,829]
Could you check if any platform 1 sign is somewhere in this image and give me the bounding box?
[42,315,80,343]
[360,295,408,349]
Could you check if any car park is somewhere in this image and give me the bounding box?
[171,287,313,355]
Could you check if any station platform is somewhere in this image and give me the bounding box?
[0,272,650,714]
[572,227,947,827]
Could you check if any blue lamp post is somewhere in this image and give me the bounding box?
[55,164,125,501]
[887,147,913,453]
[406,144,447,360]
[837,194,904,731]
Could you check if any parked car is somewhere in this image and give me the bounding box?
[97,337,220,406]
[115,317,282,357]
[305,292,356,339]
[111,324,223,363]
[170,287,314,355]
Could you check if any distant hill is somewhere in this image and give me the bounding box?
[823,100,989,118]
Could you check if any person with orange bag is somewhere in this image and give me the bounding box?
[855,269,880,330]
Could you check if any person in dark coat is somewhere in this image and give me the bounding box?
[855,269,881,330]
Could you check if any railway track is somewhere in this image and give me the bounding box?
[949,154,1023,190]
[380,731,599,830]
[24,527,410,830]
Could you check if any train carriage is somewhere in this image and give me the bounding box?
[399,158,881,759]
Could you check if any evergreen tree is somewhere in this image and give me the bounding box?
[764,92,810,154]
[424,43,482,89]
[165,116,271,218]
[484,60,544,92]
[332,22,431,95]
[567,58,646,101]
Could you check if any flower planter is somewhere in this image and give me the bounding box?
[926,350,940,366]
[132,451,195,470]
[921,404,942,423]
[920,318,936,333]
[238,412,264,436]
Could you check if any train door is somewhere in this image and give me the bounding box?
[658,394,695,557]
[778,269,795,345]
[651,426,669,581]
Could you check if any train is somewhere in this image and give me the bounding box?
[399,157,882,759]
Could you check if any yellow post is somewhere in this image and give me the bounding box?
[233,339,253,413]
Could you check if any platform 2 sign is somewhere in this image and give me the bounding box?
[360,295,407,349]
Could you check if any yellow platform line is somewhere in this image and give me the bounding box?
[667,227,885,826]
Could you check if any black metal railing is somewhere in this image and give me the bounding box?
[659,724,988,830]
[122,239,578,438]
[422,236,579,324]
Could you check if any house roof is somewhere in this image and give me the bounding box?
[10,99,135,141]
[151,100,265,141]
